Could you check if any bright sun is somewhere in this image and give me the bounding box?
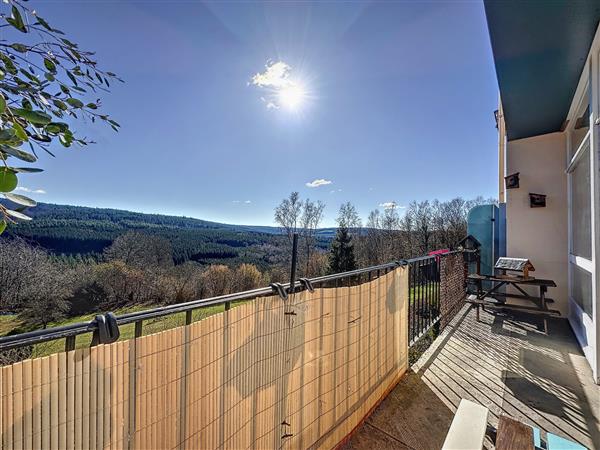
[277,83,306,110]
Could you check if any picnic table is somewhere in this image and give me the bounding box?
[466,273,559,332]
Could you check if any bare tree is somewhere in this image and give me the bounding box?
[274,192,303,244]
[104,231,174,269]
[337,202,362,230]
[19,260,71,329]
[274,192,326,277]
[200,265,233,298]
[233,263,264,292]
[300,199,325,276]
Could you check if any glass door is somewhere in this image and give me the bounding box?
[567,80,596,368]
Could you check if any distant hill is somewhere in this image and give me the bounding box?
[1,202,331,268]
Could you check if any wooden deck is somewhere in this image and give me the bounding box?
[343,305,600,449]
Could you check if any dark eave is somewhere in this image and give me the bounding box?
[484,0,600,141]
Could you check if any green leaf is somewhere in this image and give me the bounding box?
[43,58,57,73]
[5,209,31,221]
[4,192,36,207]
[61,38,78,48]
[11,108,52,125]
[66,70,78,86]
[0,220,6,235]
[45,122,69,134]
[1,145,37,162]
[52,99,68,110]
[13,122,28,141]
[66,98,83,108]
[0,94,5,115]
[9,43,28,53]
[12,167,43,173]
[0,53,17,75]
[0,128,18,144]
[8,6,27,33]
[86,103,98,110]
[34,16,53,32]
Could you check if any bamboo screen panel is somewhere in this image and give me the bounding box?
[1,266,408,450]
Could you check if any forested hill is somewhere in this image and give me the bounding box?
[1,202,299,267]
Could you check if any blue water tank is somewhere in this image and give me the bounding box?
[467,203,506,276]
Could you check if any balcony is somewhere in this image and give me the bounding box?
[346,306,600,449]
[0,252,598,449]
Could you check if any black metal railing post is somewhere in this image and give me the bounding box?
[289,233,298,296]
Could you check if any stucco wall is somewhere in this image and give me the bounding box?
[506,132,568,314]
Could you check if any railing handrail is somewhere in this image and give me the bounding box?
[0,251,460,351]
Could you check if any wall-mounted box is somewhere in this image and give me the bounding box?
[505,172,520,189]
[529,193,546,208]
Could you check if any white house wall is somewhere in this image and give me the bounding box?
[505,132,568,315]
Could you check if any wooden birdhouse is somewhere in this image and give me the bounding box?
[529,193,546,208]
[495,257,535,279]
[505,172,520,189]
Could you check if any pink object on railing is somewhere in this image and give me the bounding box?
[428,248,450,262]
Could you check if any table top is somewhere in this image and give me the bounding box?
[496,416,534,450]
[467,273,557,287]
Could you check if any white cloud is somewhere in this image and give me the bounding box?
[251,61,293,88]
[232,200,241,203]
[232,200,252,205]
[244,200,252,204]
[251,60,306,110]
[379,201,405,210]
[15,187,46,194]
[306,178,332,188]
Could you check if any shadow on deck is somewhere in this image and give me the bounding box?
[343,305,600,449]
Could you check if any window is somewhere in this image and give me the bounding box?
[570,263,593,315]
[569,83,590,160]
[570,144,592,259]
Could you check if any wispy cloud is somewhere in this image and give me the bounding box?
[379,201,405,210]
[251,61,293,88]
[15,187,46,194]
[232,200,252,205]
[244,200,252,204]
[306,178,332,188]
[329,188,343,194]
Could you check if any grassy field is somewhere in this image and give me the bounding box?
[3,278,439,360]
[2,303,232,359]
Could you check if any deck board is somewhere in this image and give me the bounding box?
[343,305,600,450]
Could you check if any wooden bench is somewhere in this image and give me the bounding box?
[442,399,489,450]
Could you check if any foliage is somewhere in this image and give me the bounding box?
[2,202,294,268]
[200,264,233,298]
[233,263,264,292]
[0,0,121,232]
[327,227,357,275]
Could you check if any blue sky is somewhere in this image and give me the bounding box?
[23,1,499,227]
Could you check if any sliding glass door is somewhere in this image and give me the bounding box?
[567,59,598,382]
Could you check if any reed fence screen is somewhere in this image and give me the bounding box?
[1,266,409,450]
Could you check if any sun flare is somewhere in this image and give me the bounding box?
[277,83,306,110]
[251,61,313,113]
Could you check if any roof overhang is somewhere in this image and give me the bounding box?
[484,0,600,141]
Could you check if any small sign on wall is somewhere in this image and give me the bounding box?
[529,193,546,208]
[504,172,520,189]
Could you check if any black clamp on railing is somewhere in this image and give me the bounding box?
[270,283,288,300]
[94,313,120,345]
[298,278,314,292]
[395,259,409,267]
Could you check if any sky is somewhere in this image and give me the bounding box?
[22,0,499,227]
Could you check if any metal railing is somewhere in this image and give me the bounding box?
[0,253,458,353]
[408,256,441,345]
